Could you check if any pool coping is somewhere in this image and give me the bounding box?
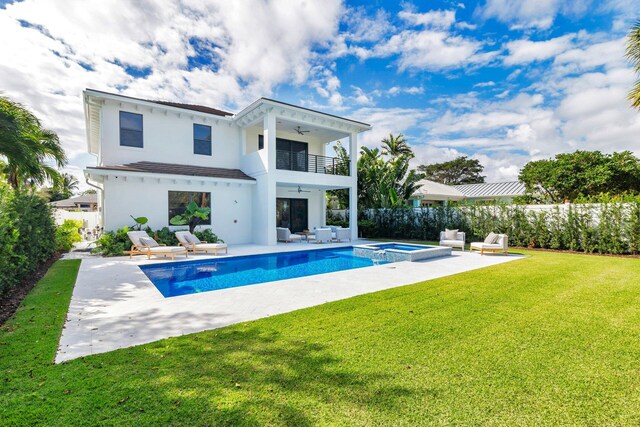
[56,241,524,363]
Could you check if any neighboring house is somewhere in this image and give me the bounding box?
[83,89,370,245]
[453,181,525,203]
[49,194,98,212]
[409,180,525,206]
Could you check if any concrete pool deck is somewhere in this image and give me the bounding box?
[56,241,523,363]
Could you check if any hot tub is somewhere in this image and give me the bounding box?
[353,242,452,262]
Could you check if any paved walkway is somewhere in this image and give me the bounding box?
[56,241,523,363]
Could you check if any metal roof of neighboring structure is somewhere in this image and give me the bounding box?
[412,179,466,201]
[87,161,255,181]
[50,194,98,207]
[453,181,525,198]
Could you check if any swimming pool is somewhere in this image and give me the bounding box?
[140,247,388,297]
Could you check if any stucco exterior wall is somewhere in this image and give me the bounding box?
[101,176,254,245]
[99,101,241,168]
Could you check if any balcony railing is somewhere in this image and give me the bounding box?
[276,149,350,176]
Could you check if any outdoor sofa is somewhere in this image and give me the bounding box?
[470,233,509,255]
[439,230,465,251]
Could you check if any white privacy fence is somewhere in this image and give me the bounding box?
[53,210,100,229]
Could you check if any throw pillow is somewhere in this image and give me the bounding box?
[139,236,159,247]
[186,234,202,244]
[444,229,458,240]
[484,232,498,244]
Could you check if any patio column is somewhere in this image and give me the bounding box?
[349,132,358,241]
[263,111,277,245]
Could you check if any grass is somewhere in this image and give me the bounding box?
[1,252,640,425]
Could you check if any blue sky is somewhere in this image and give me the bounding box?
[1,0,639,187]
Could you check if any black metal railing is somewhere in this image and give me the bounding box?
[276,149,350,176]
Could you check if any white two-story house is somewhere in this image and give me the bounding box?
[83,89,370,245]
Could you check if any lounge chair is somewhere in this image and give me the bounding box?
[470,233,508,255]
[439,229,465,251]
[276,227,302,243]
[175,231,228,254]
[313,228,332,244]
[127,230,188,260]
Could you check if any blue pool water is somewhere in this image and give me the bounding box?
[140,247,388,298]
[372,243,434,252]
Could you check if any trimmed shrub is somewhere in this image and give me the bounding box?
[56,219,83,252]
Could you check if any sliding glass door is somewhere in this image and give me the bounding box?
[276,198,308,232]
[276,138,308,172]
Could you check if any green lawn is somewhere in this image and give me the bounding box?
[1,251,640,425]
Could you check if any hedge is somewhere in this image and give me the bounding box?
[364,198,640,255]
[0,184,57,295]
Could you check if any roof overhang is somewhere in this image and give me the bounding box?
[85,167,256,186]
[233,98,371,135]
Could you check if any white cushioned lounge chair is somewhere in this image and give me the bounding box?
[175,231,228,254]
[439,229,465,251]
[470,233,508,255]
[127,231,188,260]
[276,227,302,243]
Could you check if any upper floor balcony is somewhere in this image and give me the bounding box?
[276,149,349,176]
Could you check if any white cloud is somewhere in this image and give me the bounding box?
[477,0,593,30]
[398,9,457,29]
[504,34,575,65]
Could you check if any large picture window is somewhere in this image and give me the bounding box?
[119,111,143,148]
[168,191,211,225]
[193,124,212,155]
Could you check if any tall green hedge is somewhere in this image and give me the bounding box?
[0,184,57,295]
[364,198,640,255]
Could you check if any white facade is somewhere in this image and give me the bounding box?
[84,90,370,245]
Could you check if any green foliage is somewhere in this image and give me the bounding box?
[92,227,131,257]
[150,227,178,246]
[55,219,82,252]
[627,20,640,109]
[0,183,57,295]
[519,150,640,203]
[365,195,640,255]
[0,96,67,190]
[193,228,223,243]
[169,201,211,233]
[130,215,148,230]
[416,155,485,185]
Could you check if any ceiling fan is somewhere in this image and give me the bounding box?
[294,126,310,135]
[288,186,311,194]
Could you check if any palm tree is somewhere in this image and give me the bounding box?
[381,134,414,159]
[59,173,79,195]
[0,96,66,190]
[627,20,640,109]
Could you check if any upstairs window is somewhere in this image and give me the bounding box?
[193,124,212,156]
[119,111,143,148]
[258,134,264,150]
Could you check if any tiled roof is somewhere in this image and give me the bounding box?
[453,181,525,198]
[88,162,255,181]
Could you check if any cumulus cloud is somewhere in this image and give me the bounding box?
[477,0,592,30]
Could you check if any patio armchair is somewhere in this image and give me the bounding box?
[439,230,465,251]
[313,227,332,244]
[334,228,351,242]
[276,227,302,243]
[470,233,509,255]
[175,231,228,255]
[127,231,188,260]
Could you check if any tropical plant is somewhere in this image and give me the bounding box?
[55,219,83,252]
[130,215,149,230]
[627,20,640,109]
[417,156,485,185]
[0,96,67,190]
[381,133,414,158]
[169,201,211,233]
